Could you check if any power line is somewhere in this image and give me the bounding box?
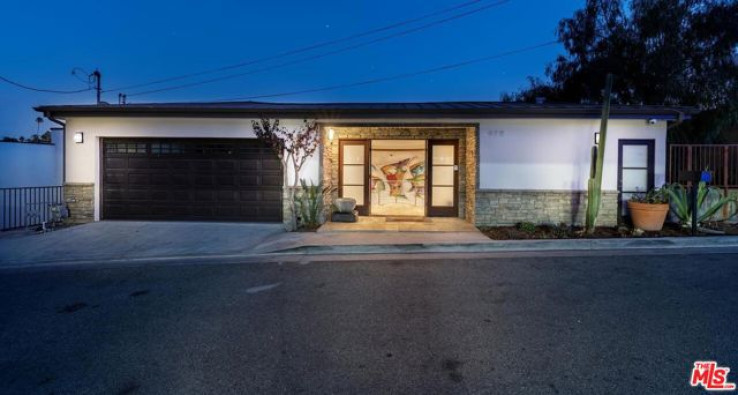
[71,67,93,84]
[124,0,512,97]
[0,75,92,94]
[126,0,508,97]
[107,0,508,93]
[107,0,490,92]
[210,41,559,101]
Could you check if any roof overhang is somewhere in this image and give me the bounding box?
[35,101,697,121]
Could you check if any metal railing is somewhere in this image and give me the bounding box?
[668,144,738,188]
[0,186,64,231]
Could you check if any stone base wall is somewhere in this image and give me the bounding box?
[475,190,619,227]
[64,183,94,224]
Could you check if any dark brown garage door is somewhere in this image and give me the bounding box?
[102,138,282,222]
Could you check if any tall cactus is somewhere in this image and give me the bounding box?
[586,74,614,234]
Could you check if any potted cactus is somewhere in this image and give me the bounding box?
[627,186,670,231]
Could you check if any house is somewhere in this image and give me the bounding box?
[35,101,694,227]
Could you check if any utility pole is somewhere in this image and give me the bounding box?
[91,69,102,104]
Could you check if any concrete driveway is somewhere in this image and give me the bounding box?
[0,219,494,267]
[0,221,285,266]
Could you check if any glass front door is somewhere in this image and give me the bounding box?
[370,140,426,217]
[340,140,369,215]
[339,138,459,218]
[427,140,458,217]
[618,139,655,216]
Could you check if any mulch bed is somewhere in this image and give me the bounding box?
[296,225,321,232]
[479,222,738,240]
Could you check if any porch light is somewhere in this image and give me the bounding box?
[74,132,84,144]
[594,132,600,145]
[328,128,335,141]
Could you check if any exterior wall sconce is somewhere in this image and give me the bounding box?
[74,132,84,144]
[594,132,600,145]
[328,128,335,142]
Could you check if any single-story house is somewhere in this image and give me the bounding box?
[35,101,694,227]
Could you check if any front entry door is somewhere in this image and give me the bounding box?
[427,140,458,217]
[618,139,655,216]
[339,140,370,215]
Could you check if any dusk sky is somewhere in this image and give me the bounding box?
[1,0,582,136]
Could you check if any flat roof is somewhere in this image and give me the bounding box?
[35,100,696,120]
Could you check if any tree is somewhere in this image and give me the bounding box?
[504,0,738,142]
[252,118,320,231]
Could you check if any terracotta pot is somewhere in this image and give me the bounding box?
[627,201,669,231]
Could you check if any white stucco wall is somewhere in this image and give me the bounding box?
[477,118,667,191]
[65,117,321,184]
[0,129,63,188]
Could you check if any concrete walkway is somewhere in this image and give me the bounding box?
[318,217,480,232]
[252,229,491,254]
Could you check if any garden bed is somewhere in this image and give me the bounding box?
[479,222,738,240]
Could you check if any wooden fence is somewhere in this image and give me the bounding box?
[668,144,738,188]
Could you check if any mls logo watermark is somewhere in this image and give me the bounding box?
[691,361,736,391]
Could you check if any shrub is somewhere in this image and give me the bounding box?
[517,222,537,234]
[665,182,738,227]
[630,186,669,204]
[551,222,571,239]
[295,179,333,229]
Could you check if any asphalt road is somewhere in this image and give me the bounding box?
[1,251,736,394]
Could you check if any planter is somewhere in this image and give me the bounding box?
[627,201,669,231]
[334,198,357,214]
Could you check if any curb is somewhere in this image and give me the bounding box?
[263,236,738,255]
[0,253,268,271]
[2,236,737,270]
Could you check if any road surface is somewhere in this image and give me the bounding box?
[1,250,736,394]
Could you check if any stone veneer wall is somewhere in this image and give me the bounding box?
[474,190,619,227]
[64,182,95,223]
[282,188,293,228]
[465,127,478,224]
[322,126,476,220]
